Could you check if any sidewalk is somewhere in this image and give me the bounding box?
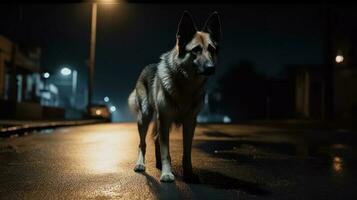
[0,119,106,137]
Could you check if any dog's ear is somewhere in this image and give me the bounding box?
[203,11,221,44]
[176,11,197,57]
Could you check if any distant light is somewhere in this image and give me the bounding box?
[333,157,342,163]
[335,55,344,64]
[100,0,118,4]
[43,72,50,79]
[61,67,72,76]
[104,96,110,102]
[332,156,343,174]
[223,116,231,123]
[96,109,102,115]
[110,106,116,112]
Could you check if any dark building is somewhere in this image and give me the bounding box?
[288,65,325,119]
[289,61,357,120]
[0,35,63,120]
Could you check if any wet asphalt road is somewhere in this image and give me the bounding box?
[0,123,356,199]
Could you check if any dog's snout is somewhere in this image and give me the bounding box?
[203,60,216,75]
[205,62,215,68]
[196,65,215,76]
[206,62,215,68]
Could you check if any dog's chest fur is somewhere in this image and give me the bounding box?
[152,52,207,121]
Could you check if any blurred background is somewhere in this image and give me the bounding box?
[0,2,356,123]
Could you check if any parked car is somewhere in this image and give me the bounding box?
[89,104,111,122]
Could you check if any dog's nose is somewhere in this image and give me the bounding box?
[205,61,215,68]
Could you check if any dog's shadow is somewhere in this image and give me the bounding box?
[141,172,184,200]
[141,169,269,199]
[193,169,270,195]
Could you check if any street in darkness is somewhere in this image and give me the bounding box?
[1,3,357,199]
[1,123,356,199]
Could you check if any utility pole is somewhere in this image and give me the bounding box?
[87,3,97,116]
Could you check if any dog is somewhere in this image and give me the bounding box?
[128,10,221,182]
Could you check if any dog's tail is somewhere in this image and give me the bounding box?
[128,89,138,114]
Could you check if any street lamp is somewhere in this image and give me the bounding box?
[110,105,116,112]
[87,0,118,116]
[42,72,50,92]
[104,96,109,102]
[60,66,78,107]
[43,72,50,79]
[61,67,72,76]
[335,54,344,64]
[88,2,97,114]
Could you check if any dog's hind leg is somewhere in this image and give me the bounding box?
[134,101,152,172]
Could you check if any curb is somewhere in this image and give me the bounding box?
[0,119,107,137]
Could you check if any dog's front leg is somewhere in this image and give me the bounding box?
[182,117,198,181]
[158,116,175,182]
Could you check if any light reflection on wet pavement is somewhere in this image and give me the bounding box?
[0,123,356,199]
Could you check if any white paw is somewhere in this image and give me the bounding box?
[134,164,145,172]
[160,172,175,182]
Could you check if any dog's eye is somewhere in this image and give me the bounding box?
[191,46,202,53]
[207,44,216,54]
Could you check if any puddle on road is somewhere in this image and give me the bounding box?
[195,130,357,184]
[193,133,357,199]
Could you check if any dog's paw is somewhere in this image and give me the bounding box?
[160,172,175,182]
[134,164,145,172]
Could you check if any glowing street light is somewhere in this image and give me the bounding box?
[61,67,72,76]
[335,54,344,64]
[43,72,50,79]
[104,96,110,102]
[110,106,116,112]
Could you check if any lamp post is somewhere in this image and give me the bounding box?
[60,67,78,107]
[88,2,97,115]
[42,72,50,90]
[87,1,117,117]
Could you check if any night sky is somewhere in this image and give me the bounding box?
[0,3,355,121]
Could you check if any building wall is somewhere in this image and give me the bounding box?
[335,67,357,119]
[0,53,4,99]
[295,69,310,118]
[0,35,65,120]
[15,101,43,120]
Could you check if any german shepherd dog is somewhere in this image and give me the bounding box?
[128,11,221,182]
